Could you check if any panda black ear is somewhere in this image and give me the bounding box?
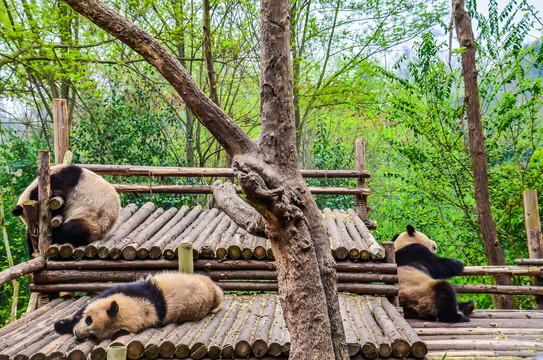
[11,205,23,217]
[107,300,119,317]
[406,225,415,236]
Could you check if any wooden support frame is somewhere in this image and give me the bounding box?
[53,99,69,164]
[523,189,543,309]
[37,151,52,256]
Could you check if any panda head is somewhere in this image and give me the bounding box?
[393,225,437,253]
[73,295,124,341]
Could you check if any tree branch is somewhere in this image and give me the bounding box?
[212,180,267,238]
[61,0,254,157]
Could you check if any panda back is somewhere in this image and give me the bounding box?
[396,243,464,279]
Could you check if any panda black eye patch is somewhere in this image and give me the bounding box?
[85,316,93,325]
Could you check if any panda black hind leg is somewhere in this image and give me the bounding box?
[433,280,470,322]
[458,299,475,316]
[53,219,92,247]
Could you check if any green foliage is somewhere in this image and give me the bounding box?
[371,0,543,308]
[71,72,212,209]
[308,122,356,210]
[0,129,46,325]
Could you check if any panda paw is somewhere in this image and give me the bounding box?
[459,299,475,316]
[54,318,74,334]
[460,315,471,322]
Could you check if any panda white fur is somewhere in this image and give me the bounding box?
[55,272,224,341]
[11,164,120,255]
[393,225,474,322]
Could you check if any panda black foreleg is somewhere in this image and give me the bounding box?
[52,219,92,247]
[434,280,470,323]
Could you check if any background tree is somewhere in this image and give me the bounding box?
[60,0,349,358]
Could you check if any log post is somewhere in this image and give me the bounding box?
[355,138,368,221]
[523,189,543,309]
[178,243,194,274]
[38,151,52,256]
[382,241,399,306]
[53,99,69,164]
[107,345,127,360]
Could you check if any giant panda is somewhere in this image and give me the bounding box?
[393,225,474,322]
[55,272,224,341]
[11,164,120,255]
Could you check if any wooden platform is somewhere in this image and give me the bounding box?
[0,294,426,360]
[44,203,384,262]
[408,309,543,358]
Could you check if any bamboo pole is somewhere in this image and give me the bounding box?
[106,345,127,360]
[37,151,51,256]
[523,189,543,309]
[53,99,69,164]
[178,243,194,274]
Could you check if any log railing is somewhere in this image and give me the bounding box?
[453,265,543,297]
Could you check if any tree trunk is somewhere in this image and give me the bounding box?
[61,0,348,357]
[452,0,514,309]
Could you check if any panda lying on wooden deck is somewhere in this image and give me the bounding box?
[55,272,223,341]
[393,225,475,323]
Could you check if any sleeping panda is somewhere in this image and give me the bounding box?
[11,164,120,255]
[55,272,224,341]
[393,225,474,322]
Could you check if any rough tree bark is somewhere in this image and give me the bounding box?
[61,0,348,358]
[452,0,514,308]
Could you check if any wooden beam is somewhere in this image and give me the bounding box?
[77,164,371,179]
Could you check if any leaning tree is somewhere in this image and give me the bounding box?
[60,0,349,358]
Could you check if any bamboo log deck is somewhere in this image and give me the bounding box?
[0,294,427,360]
[409,309,543,358]
[45,203,385,262]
